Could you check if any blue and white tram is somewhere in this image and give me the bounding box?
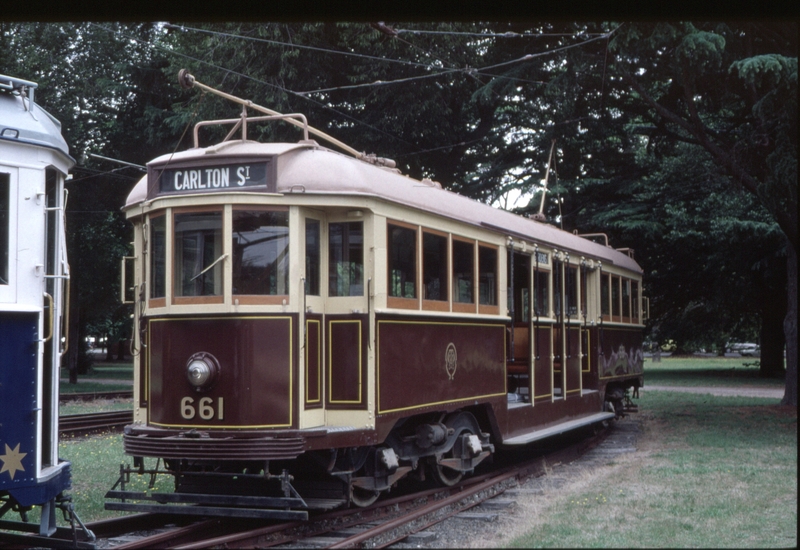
[0,75,93,546]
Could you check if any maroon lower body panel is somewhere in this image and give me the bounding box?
[500,390,605,441]
[594,326,644,381]
[376,316,506,415]
[147,315,296,429]
[304,315,323,409]
[327,315,368,409]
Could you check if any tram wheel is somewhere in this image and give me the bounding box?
[350,484,380,507]
[429,460,464,487]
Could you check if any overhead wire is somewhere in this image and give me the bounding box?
[164,23,442,71]
[87,22,419,151]
[296,30,616,95]
[87,22,618,164]
[394,28,612,38]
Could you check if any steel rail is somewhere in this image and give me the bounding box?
[59,410,132,435]
[59,390,133,403]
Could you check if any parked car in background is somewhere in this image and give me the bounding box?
[728,343,760,356]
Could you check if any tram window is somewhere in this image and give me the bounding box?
[150,215,166,299]
[622,278,631,318]
[452,239,474,304]
[601,274,610,316]
[553,261,561,316]
[232,210,289,295]
[423,232,448,301]
[580,267,587,317]
[329,221,363,297]
[565,266,578,316]
[174,211,223,297]
[45,170,58,297]
[388,223,416,299]
[1,173,9,285]
[632,280,640,322]
[534,270,549,317]
[305,219,320,296]
[611,276,620,317]
[479,246,497,306]
[508,251,530,322]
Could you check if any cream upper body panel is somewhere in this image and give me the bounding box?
[123,140,642,275]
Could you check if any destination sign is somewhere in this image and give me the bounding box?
[156,162,269,194]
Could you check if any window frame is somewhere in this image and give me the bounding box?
[148,212,167,307]
[171,206,225,305]
[421,228,450,312]
[230,206,290,305]
[305,217,321,297]
[478,242,499,315]
[386,220,419,310]
[451,236,476,313]
[328,220,364,298]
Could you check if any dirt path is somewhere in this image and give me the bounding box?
[643,384,783,399]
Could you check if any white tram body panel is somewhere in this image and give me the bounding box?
[0,75,90,544]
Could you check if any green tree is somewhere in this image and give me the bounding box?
[606,22,797,404]
[0,22,174,380]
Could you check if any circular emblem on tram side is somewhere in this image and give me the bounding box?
[445,342,458,380]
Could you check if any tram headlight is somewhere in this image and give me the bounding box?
[185,352,220,391]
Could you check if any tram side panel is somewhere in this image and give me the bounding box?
[595,326,644,388]
[0,313,39,497]
[375,315,507,427]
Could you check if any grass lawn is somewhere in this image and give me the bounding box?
[58,433,173,522]
[59,360,133,394]
[59,399,133,415]
[502,391,797,548]
[643,356,786,388]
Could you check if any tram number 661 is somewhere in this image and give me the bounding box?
[181,396,224,420]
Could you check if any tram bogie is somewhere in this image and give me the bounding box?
[106,72,644,519]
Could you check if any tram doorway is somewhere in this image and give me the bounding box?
[506,250,531,403]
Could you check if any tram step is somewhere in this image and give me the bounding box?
[302,497,348,510]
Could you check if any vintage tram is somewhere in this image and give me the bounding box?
[106,72,644,519]
[0,75,94,546]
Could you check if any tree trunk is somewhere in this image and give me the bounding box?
[781,245,797,406]
[760,254,787,378]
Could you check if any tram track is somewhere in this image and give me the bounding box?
[59,410,133,436]
[60,391,133,403]
[86,421,613,549]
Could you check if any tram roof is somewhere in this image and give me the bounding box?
[126,140,642,273]
[0,77,73,164]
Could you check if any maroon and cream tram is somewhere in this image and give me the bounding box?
[106,72,644,518]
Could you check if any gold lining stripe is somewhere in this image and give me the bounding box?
[378,392,506,415]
